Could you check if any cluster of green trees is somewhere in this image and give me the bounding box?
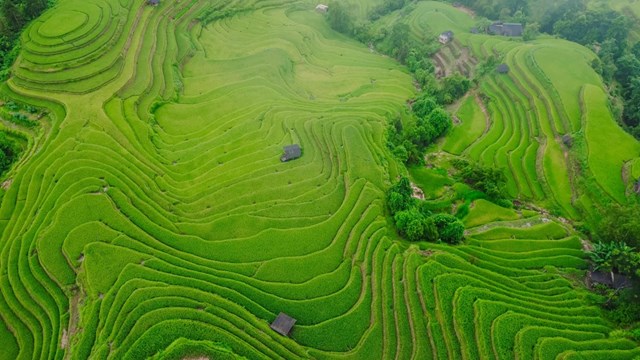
[452,159,510,202]
[594,40,640,136]
[387,176,465,244]
[380,29,469,165]
[0,132,20,176]
[0,0,51,78]
[368,0,410,21]
[595,203,640,248]
[553,10,627,46]
[387,94,452,164]
[448,0,527,21]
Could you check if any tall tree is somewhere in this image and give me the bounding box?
[623,76,640,127]
[24,0,46,19]
[1,0,24,31]
[327,2,353,35]
[389,23,411,63]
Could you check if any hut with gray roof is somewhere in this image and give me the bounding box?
[270,312,296,336]
[281,144,302,162]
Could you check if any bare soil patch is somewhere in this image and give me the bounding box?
[411,182,425,200]
[454,4,476,18]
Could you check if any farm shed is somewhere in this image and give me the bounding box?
[588,271,632,290]
[316,4,328,13]
[281,144,302,162]
[497,63,509,74]
[147,0,159,5]
[439,31,453,44]
[270,312,296,336]
[488,22,523,37]
[488,22,503,35]
[502,23,523,36]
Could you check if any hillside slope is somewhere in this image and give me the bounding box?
[408,1,640,220]
[0,0,637,359]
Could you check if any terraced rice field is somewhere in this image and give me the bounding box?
[0,0,638,359]
[412,0,640,219]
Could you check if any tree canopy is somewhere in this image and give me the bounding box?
[387,176,465,244]
[0,0,50,78]
[326,1,353,35]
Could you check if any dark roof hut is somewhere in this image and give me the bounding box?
[281,144,302,162]
[588,271,632,290]
[270,312,296,336]
[497,63,510,74]
[488,22,503,35]
[148,0,159,5]
[488,22,523,37]
[502,23,524,37]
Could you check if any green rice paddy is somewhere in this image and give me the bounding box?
[0,0,638,359]
[428,8,640,219]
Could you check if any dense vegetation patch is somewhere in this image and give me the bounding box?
[0,0,638,359]
[0,131,21,175]
[387,176,465,243]
[0,0,51,78]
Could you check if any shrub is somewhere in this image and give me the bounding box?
[596,204,640,248]
[386,176,413,213]
[0,131,20,175]
[412,95,438,118]
[395,208,428,241]
[431,213,465,244]
[326,1,353,35]
[438,73,471,104]
[386,177,462,244]
[604,289,640,326]
[455,160,509,201]
[588,241,640,276]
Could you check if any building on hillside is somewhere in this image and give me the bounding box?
[439,31,454,44]
[588,271,632,290]
[634,178,640,194]
[470,27,479,34]
[488,22,523,37]
[148,0,159,6]
[488,22,503,35]
[316,4,328,13]
[497,63,510,74]
[502,23,523,36]
[281,144,302,162]
[270,312,296,336]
